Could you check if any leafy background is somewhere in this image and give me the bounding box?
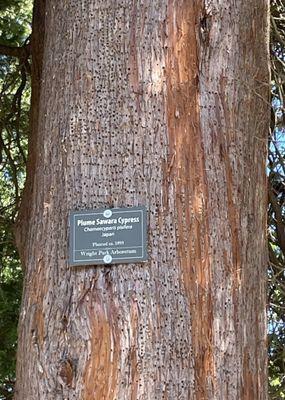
[0,1,284,399]
[0,1,31,398]
[268,0,285,397]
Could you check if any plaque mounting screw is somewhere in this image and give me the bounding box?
[103,254,112,264]
[103,209,112,218]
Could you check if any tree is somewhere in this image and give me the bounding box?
[5,0,270,398]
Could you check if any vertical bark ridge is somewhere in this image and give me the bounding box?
[198,1,270,398]
[165,0,214,397]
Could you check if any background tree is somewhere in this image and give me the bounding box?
[268,0,285,398]
[0,1,31,398]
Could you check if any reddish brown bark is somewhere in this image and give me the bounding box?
[15,1,270,399]
[166,1,214,396]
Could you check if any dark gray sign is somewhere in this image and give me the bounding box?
[69,206,147,266]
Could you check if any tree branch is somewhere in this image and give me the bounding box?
[269,186,285,256]
[0,43,31,60]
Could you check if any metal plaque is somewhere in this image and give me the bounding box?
[69,206,147,266]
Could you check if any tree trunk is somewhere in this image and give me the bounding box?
[14,1,270,399]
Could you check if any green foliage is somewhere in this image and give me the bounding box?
[0,242,22,399]
[268,0,285,398]
[0,0,32,46]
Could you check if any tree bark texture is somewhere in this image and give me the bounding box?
[15,1,270,399]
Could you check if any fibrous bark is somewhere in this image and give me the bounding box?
[15,1,270,399]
